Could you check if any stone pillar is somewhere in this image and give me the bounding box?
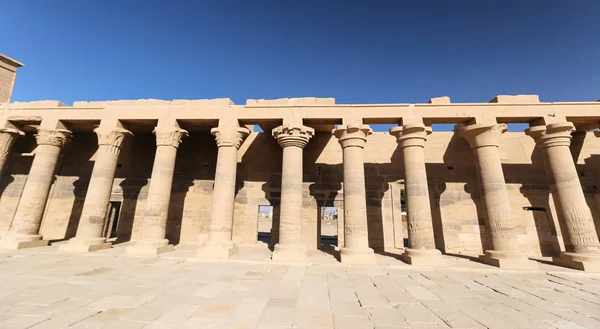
[527,123,600,271]
[197,126,250,259]
[333,124,376,264]
[0,128,24,176]
[271,124,314,262]
[459,123,537,269]
[60,128,132,252]
[126,127,188,256]
[0,128,72,250]
[390,123,446,266]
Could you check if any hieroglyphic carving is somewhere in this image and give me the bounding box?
[486,206,516,240]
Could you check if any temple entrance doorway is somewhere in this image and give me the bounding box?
[257,205,273,245]
[103,201,121,240]
[319,206,338,249]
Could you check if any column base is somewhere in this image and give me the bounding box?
[59,237,111,253]
[553,252,600,272]
[479,250,538,269]
[340,247,377,265]
[272,244,307,262]
[0,234,48,250]
[400,248,447,266]
[197,240,238,259]
[125,239,173,257]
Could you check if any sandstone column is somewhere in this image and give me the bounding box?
[0,128,24,176]
[197,125,250,259]
[459,123,537,269]
[0,128,72,250]
[60,127,132,252]
[527,123,600,271]
[334,124,376,264]
[271,124,314,262]
[390,123,446,266]
[126,127,187,256]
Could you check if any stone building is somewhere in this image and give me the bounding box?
[1,54,600,270]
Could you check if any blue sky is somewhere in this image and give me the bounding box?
[2,1,599,132]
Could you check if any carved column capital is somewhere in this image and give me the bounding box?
[35,129,72,147]
[0,128,24,156]
[153,128,188,148]
[333,124,372,149]
[211,126,250,149]
[94,127,133,154]
[390,123,432,148]
[272,124,314,149]
[458,123,506,149]
[526,122,574,148]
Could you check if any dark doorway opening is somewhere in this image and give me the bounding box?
[320,207,338,248]
[257,205,273,245]
[104,201,121,240]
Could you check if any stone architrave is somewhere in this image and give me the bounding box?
[333,124,376,264]
[126,127,188,256]
[197,125,250,259]
[459,123,537,269]
[390,123,446,266]
[527,123,600,271]
[0,128,72,250]
[0,127,24,176]
[60,127,132,253]
[271,124,314,262]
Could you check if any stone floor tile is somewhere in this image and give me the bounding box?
[293,307,334,328]
[233,298,269,318]
[333,315,373,329]
[180,316,227,329]
[258,306,295,327]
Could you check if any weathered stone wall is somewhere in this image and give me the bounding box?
[1,129,599,257]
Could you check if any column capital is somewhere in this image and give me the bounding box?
[333,124,372,149]
[272,124,314,149]
[0,128,24,156]
[94,127,133,154]
[211,126,250,149]
[390,123,432,148]
[458,123,506,149]
[153,128,188,148]
[35,128,72,147]
[526,122,574,148]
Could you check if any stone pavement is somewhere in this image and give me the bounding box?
[1,244,600,329]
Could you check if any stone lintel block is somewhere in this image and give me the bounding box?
[125,239,173,257]
[553,252,600,272]
[58,238,111,253]
[428,96,451,104]
[0,238,49,250]
[245,97,335,106]
[8,100,68,108]
[400,248,447,266]
[272,244,307,262]
[340,247,377,265]
[488,95,540,104]
[478,250,538,269]
[197,241,238,259]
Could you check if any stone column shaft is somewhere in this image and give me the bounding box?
[197,126,249,259]
[334,124,376,264]
[126,127,187,256]
[0,128,71,250]
[271,124,313,262]
[0,128,24,176]
[60,128,132,252]
[459,123,536,269]
[527,123,600,271]
[390,123,445,266]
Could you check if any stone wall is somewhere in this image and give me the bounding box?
[1,129,599,257]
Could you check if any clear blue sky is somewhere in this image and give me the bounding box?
[2,1,599,131]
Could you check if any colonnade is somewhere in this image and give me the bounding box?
[0,119,599,271]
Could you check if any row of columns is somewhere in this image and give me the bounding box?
[0,120,599,271]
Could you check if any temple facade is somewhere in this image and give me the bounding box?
[1,54,600,271]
